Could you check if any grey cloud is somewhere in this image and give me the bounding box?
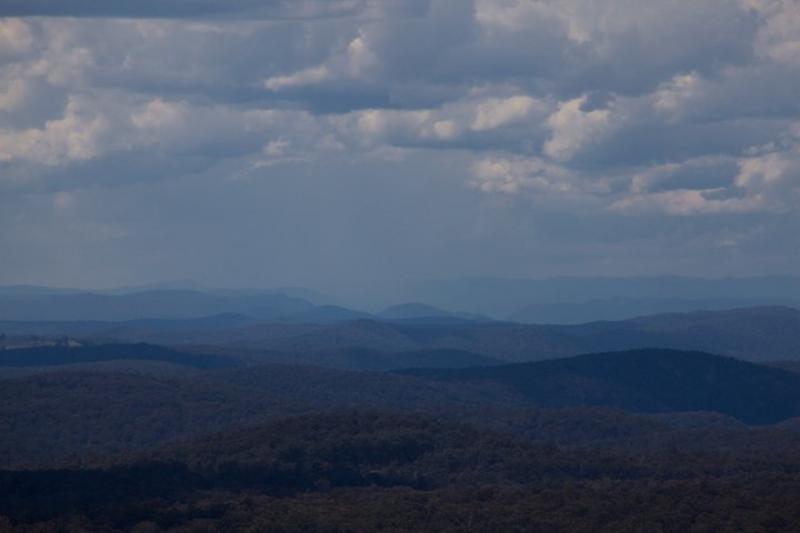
[0,0,370,20]
[1,0,799,288]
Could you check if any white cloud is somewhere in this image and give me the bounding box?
[0,96,109,165]
[736,151,790,187]
[469,154,620,217]
[0,18,33,56]
[346,33,378,77]
[613,144,800,216]
[745,0,800,65]
[470,95,541,131]
[471,155,586,196]
[653,72,701,115]
[264,139,290,157]
[130,98,189,132]
[610,189,766,215]
[0,78,28,112]
[1,1,798,219]
[544,96,614,161]
[264,64,330,91]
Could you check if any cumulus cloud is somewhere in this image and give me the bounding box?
[610,189,766,216]
[745,0,800,65]
[653,72,701,116]
[1,0,799,285]
[264,65,331,91]
[470,95,541,131]
[543,96,615,162]
[0,18,33,57]
[0,96,109,165]
[612,142,800,215]
[1,2,797,203]
[471,156,574,195]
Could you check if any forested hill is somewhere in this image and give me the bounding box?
[403,349,800,424]
[0,343,238,369]
[3,305,800,365]
[5,411,800,532]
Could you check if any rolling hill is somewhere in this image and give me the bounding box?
[403,349,800,424]
[0,343,238,369]
[171,306,800,363]
[2,306,799,366]
[5,411,800,532]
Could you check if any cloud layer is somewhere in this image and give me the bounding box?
[1,0,798,288]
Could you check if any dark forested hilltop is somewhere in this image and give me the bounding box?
[403,349,800,424]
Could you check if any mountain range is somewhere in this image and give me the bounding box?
[3,275,800,324]
[2,305,799,366]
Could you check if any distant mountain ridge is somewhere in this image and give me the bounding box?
[2,305,799,364]
[510,297,800,324]
[174,305,800,363]
[379,302,489,322]
[408,275,800,320]
[0,289,328,322]
[0,288,487,325]
[6,275,800,324]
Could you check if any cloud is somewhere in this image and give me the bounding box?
[543,96,615,162]
[736,151,791,188]
[746,0,800,65]
[1,0,799,286]
[653,72,701,116]
[0,96,110,165]
[0,18,33,57]
[0,0,366,20]
[264,65,331,91]
[471,156,574,195]
[610,189,767,216]
[612,142,800,215]
[470,95,541,131]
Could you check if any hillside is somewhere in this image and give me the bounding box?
[403,349,800,424]
[129,306,800,363]
[5,348,800,469]
[235,306,800,363]
[0,364,526,468]
[5,411,800,532]
[510,297,800,324]
[3,305,799,364]
[0,343,237,369]
[217,346,502,371]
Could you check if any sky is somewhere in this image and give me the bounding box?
[0,0,798,291]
